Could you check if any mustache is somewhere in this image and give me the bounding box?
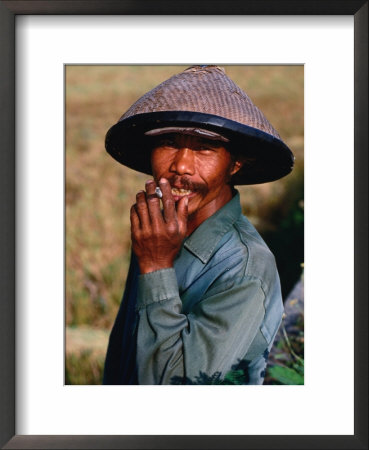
[167,176,208,193]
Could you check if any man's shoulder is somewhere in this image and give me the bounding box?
[213,213,277,280]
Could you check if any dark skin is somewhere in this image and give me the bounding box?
[130,134,243,274]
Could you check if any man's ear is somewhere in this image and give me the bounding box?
[230,160,243,176]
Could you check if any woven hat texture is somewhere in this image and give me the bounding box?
[106,66,294,185]
[121,66,280,139]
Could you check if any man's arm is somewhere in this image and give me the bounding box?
[136,267,266,384]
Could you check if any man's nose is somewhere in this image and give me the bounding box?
[170,148,195,175]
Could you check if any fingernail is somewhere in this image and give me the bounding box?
[145,179,154,185]
[159,178,167,184]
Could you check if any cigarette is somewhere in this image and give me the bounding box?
[155,187,163,198]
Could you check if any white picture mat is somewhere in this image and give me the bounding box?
[16,16,354,435]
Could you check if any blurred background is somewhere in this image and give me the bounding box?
[66,65,304,385]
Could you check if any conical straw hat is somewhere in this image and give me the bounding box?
[105,66,294,185]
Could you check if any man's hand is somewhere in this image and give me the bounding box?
[130,178,188,274]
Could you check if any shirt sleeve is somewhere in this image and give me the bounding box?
[135,267,266,384]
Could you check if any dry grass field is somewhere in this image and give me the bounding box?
[66,65,304,384]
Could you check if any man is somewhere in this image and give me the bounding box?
[103,65,294,385]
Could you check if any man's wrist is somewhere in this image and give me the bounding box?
[139,262,174,274]
[137,267,179,309]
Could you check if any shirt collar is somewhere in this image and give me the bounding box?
[183,190,242,264]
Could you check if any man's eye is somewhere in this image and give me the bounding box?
[198,146,214,152]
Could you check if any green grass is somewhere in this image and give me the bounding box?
[65,326,109,384]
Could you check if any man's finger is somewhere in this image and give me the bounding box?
[177,196,188,236]
[135,190,150,229]
[145,180,163,227]
[159,178,176,224]
[130,204,140,231]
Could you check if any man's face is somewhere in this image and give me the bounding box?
[151,133,241,221]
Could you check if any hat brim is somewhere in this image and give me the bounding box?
[105,111,294,185]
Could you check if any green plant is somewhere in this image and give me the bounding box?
[266,320,304,385]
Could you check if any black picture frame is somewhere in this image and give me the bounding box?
[0,1,367,449]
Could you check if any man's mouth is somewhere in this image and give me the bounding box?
[171,187,192,196]
[171,187,196,201]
